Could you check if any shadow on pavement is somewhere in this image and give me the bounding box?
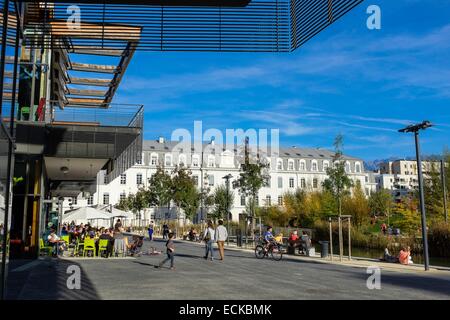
[173,253,205,260]
[6,258,101,300]
[132,261,159,268]
[347,268,450,297]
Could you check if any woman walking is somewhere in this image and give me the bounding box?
[203,221,215,261]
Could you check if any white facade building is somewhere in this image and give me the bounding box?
[375,159,439,200]
[62,138,373,224]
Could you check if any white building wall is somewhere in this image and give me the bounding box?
[62,140,372,224]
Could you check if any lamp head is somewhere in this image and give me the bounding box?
[399,120,433,133]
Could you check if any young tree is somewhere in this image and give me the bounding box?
[199,174,214,221]
[319,190,338,216]
[127,188,149,227]
[343,181,370,228]
[423,161,445,223]
[257,205,290,228]
[444,149,450,222]
[148,165,173,221]
[391,196,421,234]
[283,189,308,226]
[210,185,234,222]
[172,165,200,224]
[369,189,393,225]
[322,134,354,216]
[234,158,270,232]
[115,198,130,211]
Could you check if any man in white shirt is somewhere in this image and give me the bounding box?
[215,219,228,261]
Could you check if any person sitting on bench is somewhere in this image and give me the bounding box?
[288,231,300,248]
[300,231,312,254]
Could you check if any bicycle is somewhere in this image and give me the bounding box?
[255,240,284,261]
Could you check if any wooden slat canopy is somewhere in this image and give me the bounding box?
[69,47,125,57]
[70,62,117,74]
[49,20,142,42]
[69,77,112,86]
[67,98,106,105]
[67,89,106,97]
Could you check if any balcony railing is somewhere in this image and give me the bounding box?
[51,103,144,128]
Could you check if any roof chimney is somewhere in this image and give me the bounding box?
[158,136,165,144]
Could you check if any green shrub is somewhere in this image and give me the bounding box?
[428,222,450,257]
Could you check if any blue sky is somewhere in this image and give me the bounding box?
[112,0,450,161]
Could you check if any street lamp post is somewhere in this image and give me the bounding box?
[399,120,432,271]
[223,174,233,246]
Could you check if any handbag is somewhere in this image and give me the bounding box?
[204,229,211,242]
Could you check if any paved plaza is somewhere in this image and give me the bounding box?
[6,238,450,300]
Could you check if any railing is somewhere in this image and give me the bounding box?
[51,103,144,128]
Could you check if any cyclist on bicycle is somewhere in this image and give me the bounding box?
[263,226,276,251]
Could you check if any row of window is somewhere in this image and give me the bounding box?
[105,173,144,185]
[99,193,285,207]
[100,177,320,206]
[277,159,362,173]
[68,196,94,205]
[138,153,363,173]
[141,153,214,168]
[108,172,323,190]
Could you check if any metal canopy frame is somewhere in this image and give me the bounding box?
[11,0,364,52]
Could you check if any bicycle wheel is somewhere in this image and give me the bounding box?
[270,245,283,261]
[255,245,266,259]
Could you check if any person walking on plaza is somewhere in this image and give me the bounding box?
[162,223,169,240]
[157,232,175,270]
[203,220,216,261]
[215,219,228,261]
[148,221,154,241]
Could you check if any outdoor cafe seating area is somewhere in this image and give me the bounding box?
[41,222,144,258]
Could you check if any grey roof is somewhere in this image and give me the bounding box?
[142,139,361,161]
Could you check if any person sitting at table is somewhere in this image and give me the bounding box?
[48,229,66,255]
[99,229,114,257]
[61,226,68,236]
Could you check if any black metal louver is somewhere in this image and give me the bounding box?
[14,0,363,52]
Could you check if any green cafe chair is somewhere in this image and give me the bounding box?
[20,106,31,121]
[83,238,96,257]
[98,239,109,257]
[39,238,52,256]
[61,235,70,244]
[73,238,83,257]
